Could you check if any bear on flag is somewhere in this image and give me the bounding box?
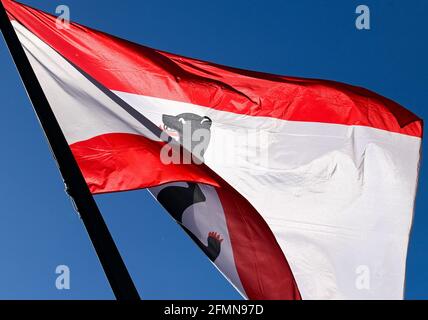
[1,0,422,299]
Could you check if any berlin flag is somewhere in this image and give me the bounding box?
[2,0,423,299]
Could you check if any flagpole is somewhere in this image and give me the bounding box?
[0,1,140,301]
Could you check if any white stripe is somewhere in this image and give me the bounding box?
[114,93,421,300]
[13,21,159,144]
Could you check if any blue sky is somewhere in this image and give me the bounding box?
[0,0,426,299]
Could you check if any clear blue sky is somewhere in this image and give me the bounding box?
[0,0,426,299]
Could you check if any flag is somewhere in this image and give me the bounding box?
[3,0,422,299]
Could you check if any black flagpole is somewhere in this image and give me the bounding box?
[0,1,140,300]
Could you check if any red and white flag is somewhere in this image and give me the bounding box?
[3,0,422,299]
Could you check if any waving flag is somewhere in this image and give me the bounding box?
[2,0,422,299]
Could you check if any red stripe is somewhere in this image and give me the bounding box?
[4,0,423,137]
[217,185,301,300]
[71,131,302,299]
[70,133,219,194]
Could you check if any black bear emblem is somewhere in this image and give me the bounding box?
[157,113,223,262]
[162,113,212,162]
[157,183,223,262]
